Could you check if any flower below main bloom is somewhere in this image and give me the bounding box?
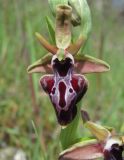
[59,110,124,159]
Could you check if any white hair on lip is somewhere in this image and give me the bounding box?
[104,138,121,151]
[51,55,57,66]
[51,52,75,66]
[66,53,74,64]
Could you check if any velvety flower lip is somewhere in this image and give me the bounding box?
[40,54,88,126]
[104,144,124,160]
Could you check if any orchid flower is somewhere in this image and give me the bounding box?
[27,4,110,126]
[59,110,124,160]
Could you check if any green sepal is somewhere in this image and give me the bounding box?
[81,110,111,142]
[45,16,56,44]
[27,53,52,74]
[85,121,111,142]
[103,126,115,133]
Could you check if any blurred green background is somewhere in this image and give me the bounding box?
[0,0,124,159]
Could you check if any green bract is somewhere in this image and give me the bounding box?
[69,0,92,35]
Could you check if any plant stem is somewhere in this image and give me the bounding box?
[60,106,81,150]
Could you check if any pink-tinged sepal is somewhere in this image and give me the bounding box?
[59,140,103,160]
[27,53,52,74]
[74,54,110,74]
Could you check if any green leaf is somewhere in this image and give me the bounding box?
[26,20,39,100]
[32,120,46,160]
[45,16,56,44]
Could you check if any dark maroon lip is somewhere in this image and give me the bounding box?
[40,54,89,125]
[53,57,73,77]
[104,144,124,160]
[58,82,66,108]
[40,74,88,125]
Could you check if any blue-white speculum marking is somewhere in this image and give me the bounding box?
[40,53,88,125]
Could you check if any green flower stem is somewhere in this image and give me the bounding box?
[60,106,81,150]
